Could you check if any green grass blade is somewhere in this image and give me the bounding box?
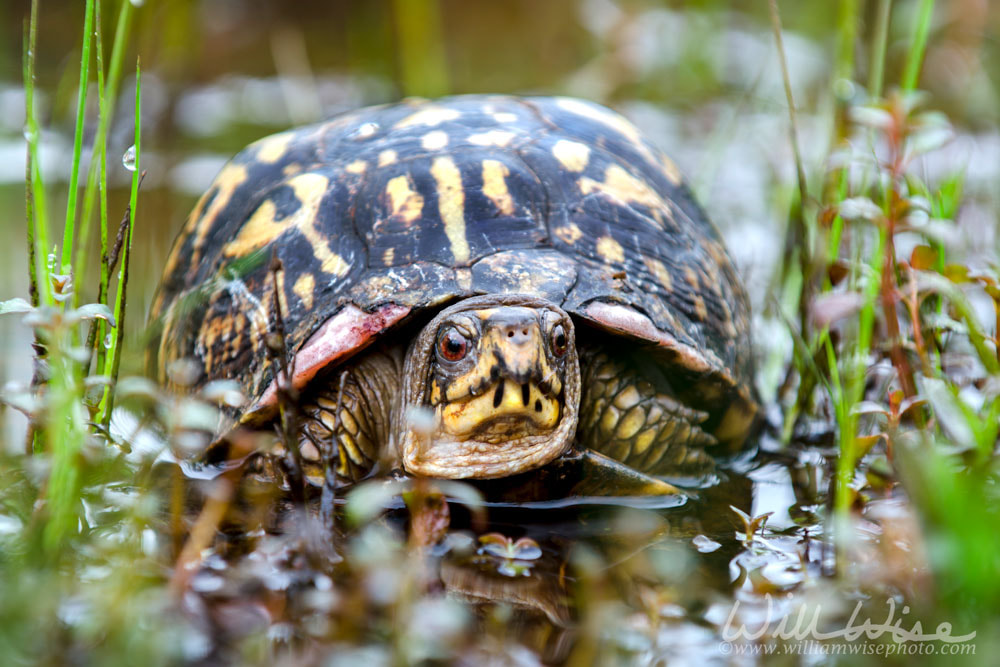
[83,0,108,373]
[59,0,95,277]
[99,58,141,427]
[23,20,39,310]
[767,0,811,335]
[868,0,892,100]
[74,0,135,308]
[23,0,51,306]
[41,338,87,557]
[901,0,935,93]
[834,0,858,84]
[834,224,886,568]
[391,0,449,97]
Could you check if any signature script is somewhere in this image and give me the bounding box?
[722,595,976,643]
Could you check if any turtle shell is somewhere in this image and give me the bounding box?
[150,95,756,444]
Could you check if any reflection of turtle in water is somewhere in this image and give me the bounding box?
[150,95,757,489]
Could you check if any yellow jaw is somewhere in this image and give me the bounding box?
[439,379,560,441]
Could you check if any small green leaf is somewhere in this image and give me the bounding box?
[839,197,883,221]
[920,376,976,452]
[848,105,894,130]
[69,303,117,327]
[201,380,246,408]
[345,479,409,527]
[0,298,35,315]
[909,245,939,271]
[115,377,160,402]
[851,401,890,418]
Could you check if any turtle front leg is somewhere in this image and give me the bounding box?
[297,346,402,485]
[577,346,717,476]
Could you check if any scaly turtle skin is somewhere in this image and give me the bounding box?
[150,95,757,485]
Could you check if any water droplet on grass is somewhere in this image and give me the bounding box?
[122,144,136,171]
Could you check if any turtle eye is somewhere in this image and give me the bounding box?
[438,328,470,362]
[550,324,568,357]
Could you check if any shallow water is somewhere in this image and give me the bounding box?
[157,436,857,663]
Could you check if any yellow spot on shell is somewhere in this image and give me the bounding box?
[383,247,395,265]
[386,175,425,223]
[421,130,449,150]
[552,140,590,172]
[175,163,249,273]
[223,173,350,277]
[492,112,518,123]
[555,97,679,182]
[481,160,514,216]
[693,295,708,321]
[554,223,583,245]
[456,267,472,290]
[684,267,700,290]
[661,154,682,185]
[378,149,397,166]
[431,156,470,265]
[596,235,625,264]
[394,106,461,129]
[556,97,646,152]
[293,273,315,309]
[579,165,669,216]
[644,257,673,291]
[224,199,286,256]
[468,130,515,147]
[345,160,367,174]
[253,131,294,163]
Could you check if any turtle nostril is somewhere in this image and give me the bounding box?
[507,331,514,338]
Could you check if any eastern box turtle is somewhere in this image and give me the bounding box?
[150,95,757,487]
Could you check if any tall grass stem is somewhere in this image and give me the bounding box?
[391,0,449,97]
[59,0,95,277]
[901,0,935,92]
[99,59,141,426]
[868,0,892,100]
[23,0,51,306]
[74,0,135,308]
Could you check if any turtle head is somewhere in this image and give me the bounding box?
[398,295,580,479]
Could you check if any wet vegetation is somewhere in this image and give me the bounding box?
[2,0,1000,664]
